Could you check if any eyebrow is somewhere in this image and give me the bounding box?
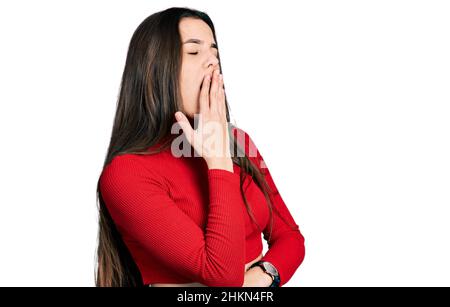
[183,38,218,49]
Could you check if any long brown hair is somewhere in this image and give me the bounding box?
[95,7,297,287]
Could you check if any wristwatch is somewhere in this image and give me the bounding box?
[249,261,281,287]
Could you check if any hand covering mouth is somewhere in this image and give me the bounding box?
[199,70,216,91]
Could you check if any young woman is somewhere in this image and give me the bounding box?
[95,7,305,287]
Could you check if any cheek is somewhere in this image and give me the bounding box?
[180,77,199,115]
[179,62,202,115]
[180,65,196,93]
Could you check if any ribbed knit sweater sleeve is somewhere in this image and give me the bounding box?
[237,128,306,286]
[99,155,246,287]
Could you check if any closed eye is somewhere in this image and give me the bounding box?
[188,52,198,55]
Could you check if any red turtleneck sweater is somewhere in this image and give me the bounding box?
[99,127,305,287]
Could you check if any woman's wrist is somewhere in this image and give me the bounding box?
[206,157,233,172]
[242,266,273,287]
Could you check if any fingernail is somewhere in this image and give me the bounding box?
[175,112,181,120]
[219,74,223,81]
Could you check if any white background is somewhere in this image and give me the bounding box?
[0,0,449,286]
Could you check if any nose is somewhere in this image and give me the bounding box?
[205,53,220,72]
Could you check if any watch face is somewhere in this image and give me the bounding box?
[262,262,279,276]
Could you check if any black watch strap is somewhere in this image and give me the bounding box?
[249,261,281,287]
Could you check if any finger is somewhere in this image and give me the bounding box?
[209,69,220,114]
[218,74,226,118]
[199,74,211,113]
[174,111,194,144]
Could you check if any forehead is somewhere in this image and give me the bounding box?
[179,17,215,43]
